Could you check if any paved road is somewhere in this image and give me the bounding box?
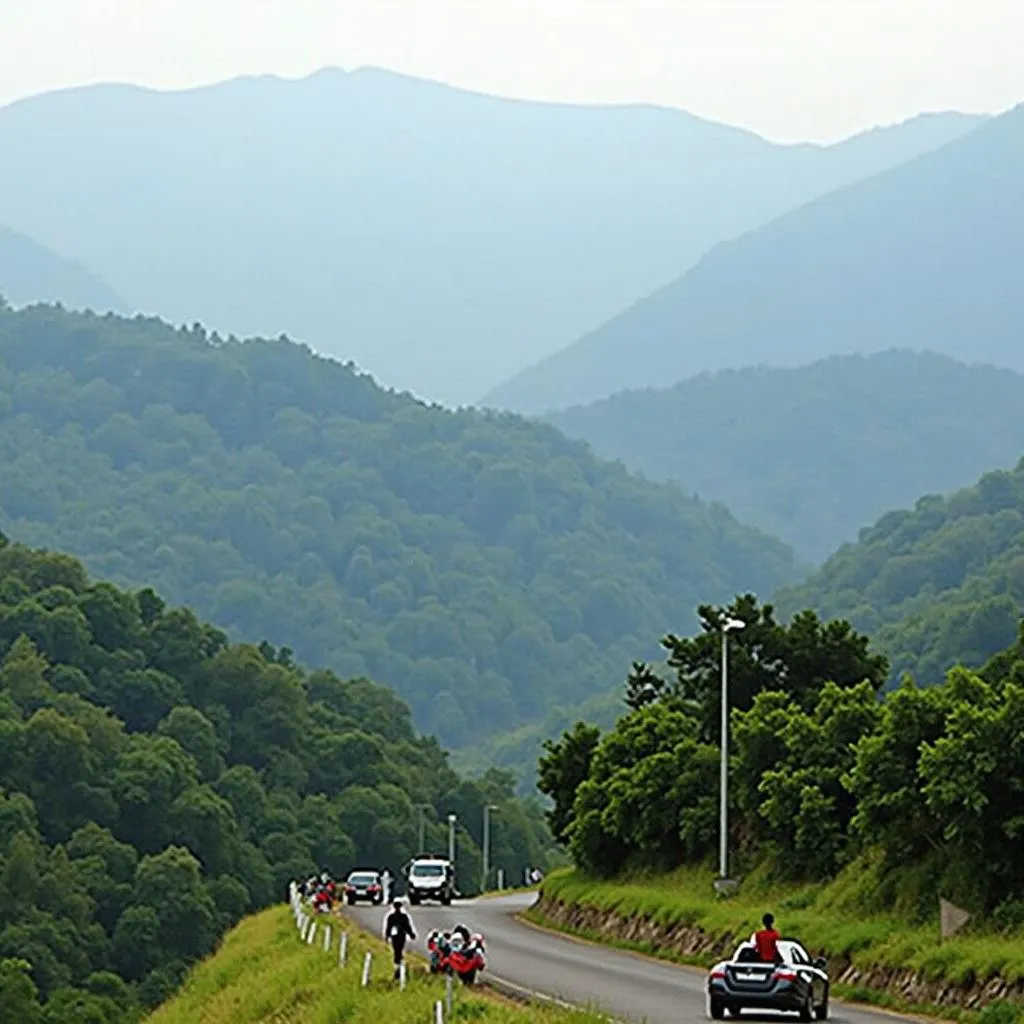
[347,892,921,1024]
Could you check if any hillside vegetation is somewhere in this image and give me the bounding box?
[487,104,1022,413]
[0,534,555,1020]
[145,904,601,1024]
[0,71,979,403]
[0,228,129,314]
[539,594,1024,920]
[0,304,796,761]
[533,865,1024,1011]
[777,458,1024,683]
[547,352,1024,562]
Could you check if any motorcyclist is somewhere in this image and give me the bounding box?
[382,897,417,980]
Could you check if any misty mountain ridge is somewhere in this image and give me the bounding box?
[0,222,130,314]
[483,102,1022,413]
[0,65,983,405]
[546,350,1024,563]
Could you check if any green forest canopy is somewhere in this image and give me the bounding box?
[0,303,797,768]
[776,458,1024,684]
[546,351,1024,563]
[540,595,1024,922]
[0,533,556,1022]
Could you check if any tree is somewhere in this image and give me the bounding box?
[0,958,41,1024]
[537,722,601,844]
[662,595,887,742]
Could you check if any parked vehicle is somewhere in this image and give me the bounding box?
[425,927,486,984]
[404,857,454,905]
[343,869,384,905]
[707,939,829,1020]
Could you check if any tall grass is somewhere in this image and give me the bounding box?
[147,905,604,1024]
[539,862,1024,987]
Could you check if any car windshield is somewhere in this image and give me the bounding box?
[348,873,378,885]
[411,864,445,877]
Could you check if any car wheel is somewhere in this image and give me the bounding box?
[409,893,420,906]
[441,893,452,906]
[708,996,726,1020]
[799,992,814,1023]
[815,987,830,1020]
[347,895,355,905]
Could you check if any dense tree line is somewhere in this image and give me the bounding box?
[0,535,556,1022]
[0,304,795,776]
[540,595,1024,922]
[777,459,1024,685]
[546,351,1024,563]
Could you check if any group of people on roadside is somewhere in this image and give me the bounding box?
[299,871,338,912]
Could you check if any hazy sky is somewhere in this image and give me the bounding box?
[3,0,1023,142]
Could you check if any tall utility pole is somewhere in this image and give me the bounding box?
[482,804,498,894]
[720,617,746,881]
[416,804,430,852]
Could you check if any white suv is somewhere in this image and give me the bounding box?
[406,858,454,905]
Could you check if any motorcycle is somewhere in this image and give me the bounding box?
[444,932,487,985]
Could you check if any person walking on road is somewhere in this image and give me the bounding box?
[383,897,417,980]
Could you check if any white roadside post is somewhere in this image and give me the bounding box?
[361,951,372,988]
[323,925,331,953]
[718,616,746,889]
[307,921,317,946]
[445,974,454,1014]
[339,932,348,966]
[399,963,407,990]
[434,1001,444,1024]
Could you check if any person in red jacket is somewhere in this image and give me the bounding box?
[753,913,782,963]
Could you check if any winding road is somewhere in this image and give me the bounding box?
[347,892,921,1024]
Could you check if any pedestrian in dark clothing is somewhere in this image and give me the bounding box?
[382,897,417,979]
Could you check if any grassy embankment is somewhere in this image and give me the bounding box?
[528,861,1024,1021]
[146,904,603,1024]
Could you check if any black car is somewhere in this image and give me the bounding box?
[343,870,384,905]
[707,939,829,1020]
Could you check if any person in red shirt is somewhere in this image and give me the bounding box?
[753,913,782,963]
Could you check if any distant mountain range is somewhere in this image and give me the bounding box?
[547,351,1024,563]
[0,67,982,404]
[0,223,129,313]
[484,105,1021,413]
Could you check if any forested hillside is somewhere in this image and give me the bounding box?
[486,103,1021,413]
[0,534,555,1021]
[0,226,129,314]
[540,595,1024,918]
[547,352,1024,561]
[0,304,796,762]
[0,70,979,403]
[776,459,1024,684]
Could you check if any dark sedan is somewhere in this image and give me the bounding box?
[707,939,829,1020]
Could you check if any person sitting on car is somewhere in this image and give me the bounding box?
[753,913,783,963]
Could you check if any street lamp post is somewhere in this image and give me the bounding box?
[447,813,457,866]
[719,617,746,882]
[482,804,498,894]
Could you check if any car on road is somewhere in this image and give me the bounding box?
[707,938,829,1020]
[343,870,384,905]
[405,857,455,905]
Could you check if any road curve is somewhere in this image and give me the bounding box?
[346,892,923,1024]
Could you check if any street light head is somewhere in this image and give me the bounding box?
[448,813,456,823]
[723,617,746,632]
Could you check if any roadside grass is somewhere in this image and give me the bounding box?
[532,862,1024,1020]
[147,904,605,1024]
